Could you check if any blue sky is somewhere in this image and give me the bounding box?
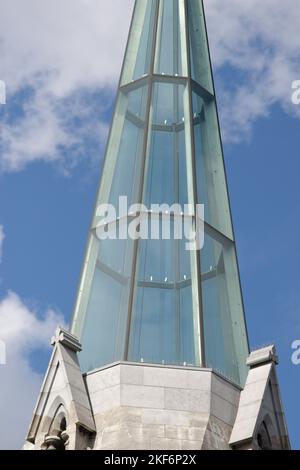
[224,105,300,450]
[0,0,300,450]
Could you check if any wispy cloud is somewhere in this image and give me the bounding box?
[204,0,300,141]
[0,225,65,449]
[0,0,300,166]
[0,291,65,449]
[0,0,134,173]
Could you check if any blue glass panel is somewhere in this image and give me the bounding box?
[155,0,187,76]
[128,231,199,367]
[98,85,149,210]
[201,228,247,384]
[79,232,134,372]
[144,81,189,207]
[121,0,157,85]
[187,0,213,93]
[192,90,233,239]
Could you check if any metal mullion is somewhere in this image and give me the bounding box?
[204,221,235,247]
[153,123,174,132]
[123,0,161,362]
[126,110,145,129]
[119,0,139,86]
[191,79,214,103]
[172,2,183,361]
[201,269,218,283]
[173,55,181,365]
[152,73,187,84]
[150,120,198,135]
[184,0,206,368]
[119,75,149,94]
[96,260,128,286]
[138,279,192,290]
[173,0,179,75]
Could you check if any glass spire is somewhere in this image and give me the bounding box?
[71,0,249,386]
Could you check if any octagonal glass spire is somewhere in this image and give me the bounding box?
[71,0,249,386]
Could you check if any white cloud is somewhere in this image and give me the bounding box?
[204,0,300,141]
[1,0,300,169]
[0,0,134,172]
[0,226,5,263]
[0,291,65,449]
[0,0,134,95]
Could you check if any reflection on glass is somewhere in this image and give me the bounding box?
[201,227,248,385]
[187,0,213,93]
[144,81,190,207]
[155,0,187,76]
[78,229,134,373]
[128,231,199,366]
[192,90,233,239]
[128,77,202,368]
[121,0,158,85]
[97,85,149,211]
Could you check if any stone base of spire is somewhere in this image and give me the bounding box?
[82,363,240,450]
[23,328,290,450]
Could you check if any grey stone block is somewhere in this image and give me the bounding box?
[180,440,203,450]
[121,384,164,409]
[90,384,120,413]
[229,417,257,444]
[142,408,195,427]
[211,374,240,406]
[234,401,262,421]
[210,394,238,426]
[120,364,144,385]
[164,388,210,413]
[165,425,205,442]
[143,367,188,389]
[86,366,120,394]
[246,363,272,385]
[238,381,267,406]
[186,370,212,391]
[150,437,183,450]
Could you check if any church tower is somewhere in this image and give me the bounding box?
[24,0,290,450]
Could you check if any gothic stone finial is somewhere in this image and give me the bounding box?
[51,327,82,353]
